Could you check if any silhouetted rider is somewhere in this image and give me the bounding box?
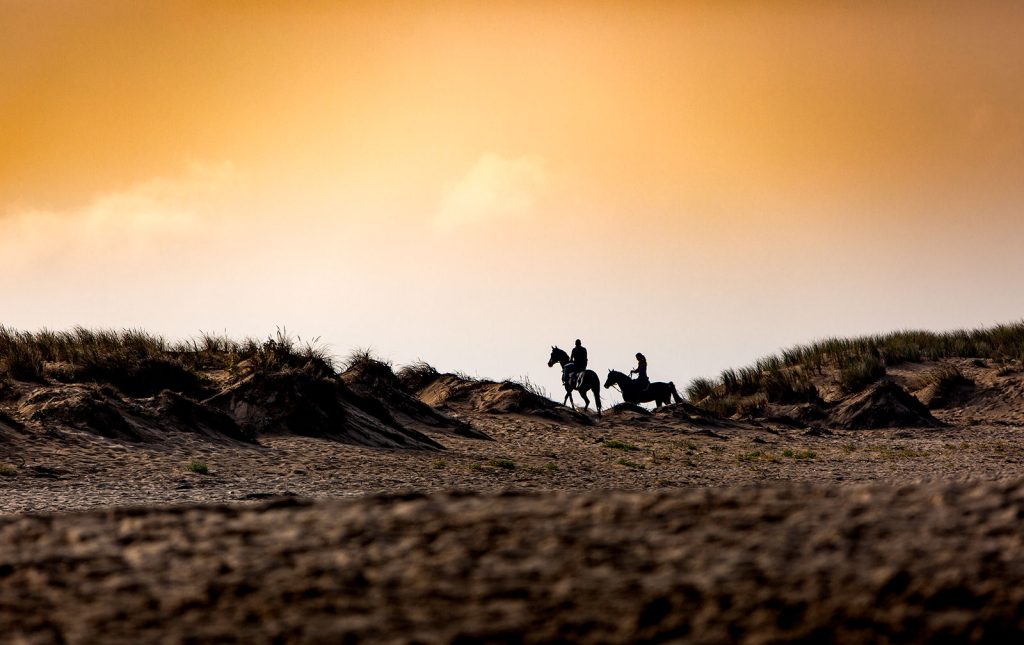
[570,339,588,371]
[630,352,649,389]
[564,339,588,388]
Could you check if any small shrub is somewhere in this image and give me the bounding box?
[544,462,558,472]
[762,368,819,404]
[685,377,717,402]
[397,360,441,392]
[504,375,549,400]
[432,459,447,470]
[488,458,515,470]
[736,394,768,417]
[0,463,17,477]
[838,355,886,393]
[695,395,739,418]
[1,344,45,382]
[604,439,639,452]
[186,460,209,474]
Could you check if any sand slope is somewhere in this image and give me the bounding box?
[2,481,1024,643]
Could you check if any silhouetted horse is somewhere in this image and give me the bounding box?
[548,346,602,417]
[604,369,683,408]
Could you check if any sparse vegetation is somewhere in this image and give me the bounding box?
[686,321,1024,416]
[685,377,717,402]
[0,326,335,388]
[738,450,778,463]
[186,461,209,474]
[782,449,816,460]
[838,354,887,393]
[0,463,17,477]
[488,458,516,470]
[396,360,441,392]
[432,459,447,470]
[680,440,699,452]
[604,439,639,452]
[504,375,549,400]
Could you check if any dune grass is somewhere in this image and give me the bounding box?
[686,321,1024,416]
[0,326,335,386]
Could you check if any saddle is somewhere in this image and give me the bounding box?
[562,366,585,389]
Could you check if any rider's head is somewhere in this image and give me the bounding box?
[635,352,644,360]
[575,339,582,346]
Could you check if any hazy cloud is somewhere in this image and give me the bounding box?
[0,162,241,266]
[436,153,548,227]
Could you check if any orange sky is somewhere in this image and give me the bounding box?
[2,1,1023,397]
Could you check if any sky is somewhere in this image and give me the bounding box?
[2,1,1023,402]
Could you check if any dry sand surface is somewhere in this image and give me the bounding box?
[2,356,1024,641]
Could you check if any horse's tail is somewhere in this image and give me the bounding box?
[593,380,602,417]
[670,382,683,404]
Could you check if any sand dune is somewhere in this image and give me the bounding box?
[2,329,1024,641]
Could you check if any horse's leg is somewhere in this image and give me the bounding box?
[567,390,577,410]
[579,388,590,410]
[563,388,571,406]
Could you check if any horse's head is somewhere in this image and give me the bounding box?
[548,346,568,368]
[604,369,626,389]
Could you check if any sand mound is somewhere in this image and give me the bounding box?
[76,356,205,398]
[15,385,260,445]
[913,366,975,410]
[341,359,489,440]
[416,374,593,424]
[20,385,143,442]
[0,409,26,442]
[206,367,442,450]
[652,402,747,431]
[152,391,256,443]
[831,381,943,429]
[604,402,652,421]
[762,402,830,428]
[4,482,1024,643]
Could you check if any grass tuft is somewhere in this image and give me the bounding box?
[604,439,639,452]
[186,460,209,474]
[397,360,441,392]
[782,448,816,460]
